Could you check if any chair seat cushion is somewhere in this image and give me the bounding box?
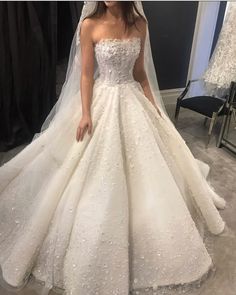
[180,96,225,117]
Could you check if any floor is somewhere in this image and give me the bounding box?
[0,104,236,295]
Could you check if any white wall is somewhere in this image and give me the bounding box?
[162,2,221,105]
[187,2,221,97]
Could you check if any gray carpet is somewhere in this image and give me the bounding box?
[0,104,235,295]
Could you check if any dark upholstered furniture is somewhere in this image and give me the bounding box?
[174,79,227,147]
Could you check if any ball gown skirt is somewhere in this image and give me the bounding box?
[0,37,226,295]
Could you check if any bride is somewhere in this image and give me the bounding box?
[0,1,228,295]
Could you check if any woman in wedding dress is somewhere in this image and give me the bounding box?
[0,1,229,295]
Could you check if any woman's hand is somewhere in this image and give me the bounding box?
[76,114,93,141]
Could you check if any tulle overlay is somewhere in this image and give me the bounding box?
[0,77,226,294]
[203,2,236,96]
[0,36,226,294]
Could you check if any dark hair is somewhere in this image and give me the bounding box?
[84,1,146,31]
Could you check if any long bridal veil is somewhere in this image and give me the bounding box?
[33,1,166,140]
[0,1,168,239]
[0,2,165,294]
[0,2,233,295]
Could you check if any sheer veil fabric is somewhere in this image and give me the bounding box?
[1,5,166,295]
[0,2,234,295]
[32,0,166,139]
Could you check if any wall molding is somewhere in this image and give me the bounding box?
[161,2,221,106]
[187,2,220,96]
[161,88,184,106]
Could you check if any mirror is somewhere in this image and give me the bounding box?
[217,82,236,154]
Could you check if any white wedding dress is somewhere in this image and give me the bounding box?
[0,36,226,295]
[203,2,236,97]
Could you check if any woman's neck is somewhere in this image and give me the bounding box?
[105,5,123,22]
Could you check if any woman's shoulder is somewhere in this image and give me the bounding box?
[135,14,146,25]
[134,15,147,35]
[80,16,100,38]
[80,16,98,29]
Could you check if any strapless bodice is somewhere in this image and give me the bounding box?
[94,37,141,85]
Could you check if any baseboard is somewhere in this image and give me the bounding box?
[160,88,184,106]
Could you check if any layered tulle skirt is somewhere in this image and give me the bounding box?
[0,79,226,294]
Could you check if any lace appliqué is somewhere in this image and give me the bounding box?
[203,3,236,94]
[94,37,141,85]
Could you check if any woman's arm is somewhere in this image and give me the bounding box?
[76,18,95,141]
[133,18,162,117]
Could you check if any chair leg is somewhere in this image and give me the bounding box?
[217,114,227,148]
[231,108,235,120]
[233,109,236,131]
[174,102,181,125]
[226,111,232,136]
[232,108,236,123]
[206,113,217,148]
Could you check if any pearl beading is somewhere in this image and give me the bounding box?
[94,37,141,86]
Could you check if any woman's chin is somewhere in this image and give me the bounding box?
[104,1,119,8]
